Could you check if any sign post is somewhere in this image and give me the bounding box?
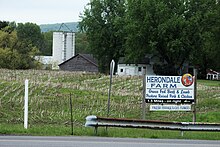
[24,79,29,129]
[142,68,146,119]
[193,69,197,122]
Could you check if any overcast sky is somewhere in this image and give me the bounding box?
[0,0,90,25]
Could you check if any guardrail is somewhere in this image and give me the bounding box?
[85,115,220,135]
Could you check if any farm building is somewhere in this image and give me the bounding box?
[117,55,194,76]
[59,54,98,72]
[206,69,220,80]
[35,56,53,69]
[36,31,75,70]
[117,56,157,76]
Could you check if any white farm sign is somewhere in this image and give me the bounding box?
[145,74,195,103]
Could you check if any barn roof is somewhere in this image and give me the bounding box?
[58,54,98,67]
[207,69,220,75]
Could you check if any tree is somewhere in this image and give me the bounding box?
[0,47,21,69]
[186,0,220,77]
[75,32,90,54]
[0,29,21,69]
[14,22,43,69]
[0,21,16,33]
[42,31,53,56]
[79,0,126,73]
[0,21,9,30]
[80,0,219,75]
[213,1,220,71]
[16,22,44,54]
[125,0,219,76]
[0,22,42,69]
[0,30,17,51]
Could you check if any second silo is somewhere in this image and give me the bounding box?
[52,32,75,69]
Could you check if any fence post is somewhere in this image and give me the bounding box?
[24,79,29,129]
[69,93,73,135]
[107,60,115,117]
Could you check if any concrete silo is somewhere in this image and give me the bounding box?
[52,32,75,69]
[65,32,75,60]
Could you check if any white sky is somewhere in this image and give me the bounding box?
[0,0,90,25]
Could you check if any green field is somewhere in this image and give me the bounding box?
[0,69,220,139]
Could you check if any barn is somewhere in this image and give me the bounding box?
[59,54,98,72]
[117,56,156,76]
[117,55,195,76]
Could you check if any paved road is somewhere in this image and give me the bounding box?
[0,136,220,147]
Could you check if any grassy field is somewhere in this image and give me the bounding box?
[0,69,220,139]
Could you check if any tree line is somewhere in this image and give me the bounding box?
[0,21,91,70]
[0,21,53,69]
[79,0,220,77]
[1,0,219,77]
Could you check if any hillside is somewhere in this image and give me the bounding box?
[39,22,79,32]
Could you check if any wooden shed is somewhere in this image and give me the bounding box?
[59,54,99,72]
